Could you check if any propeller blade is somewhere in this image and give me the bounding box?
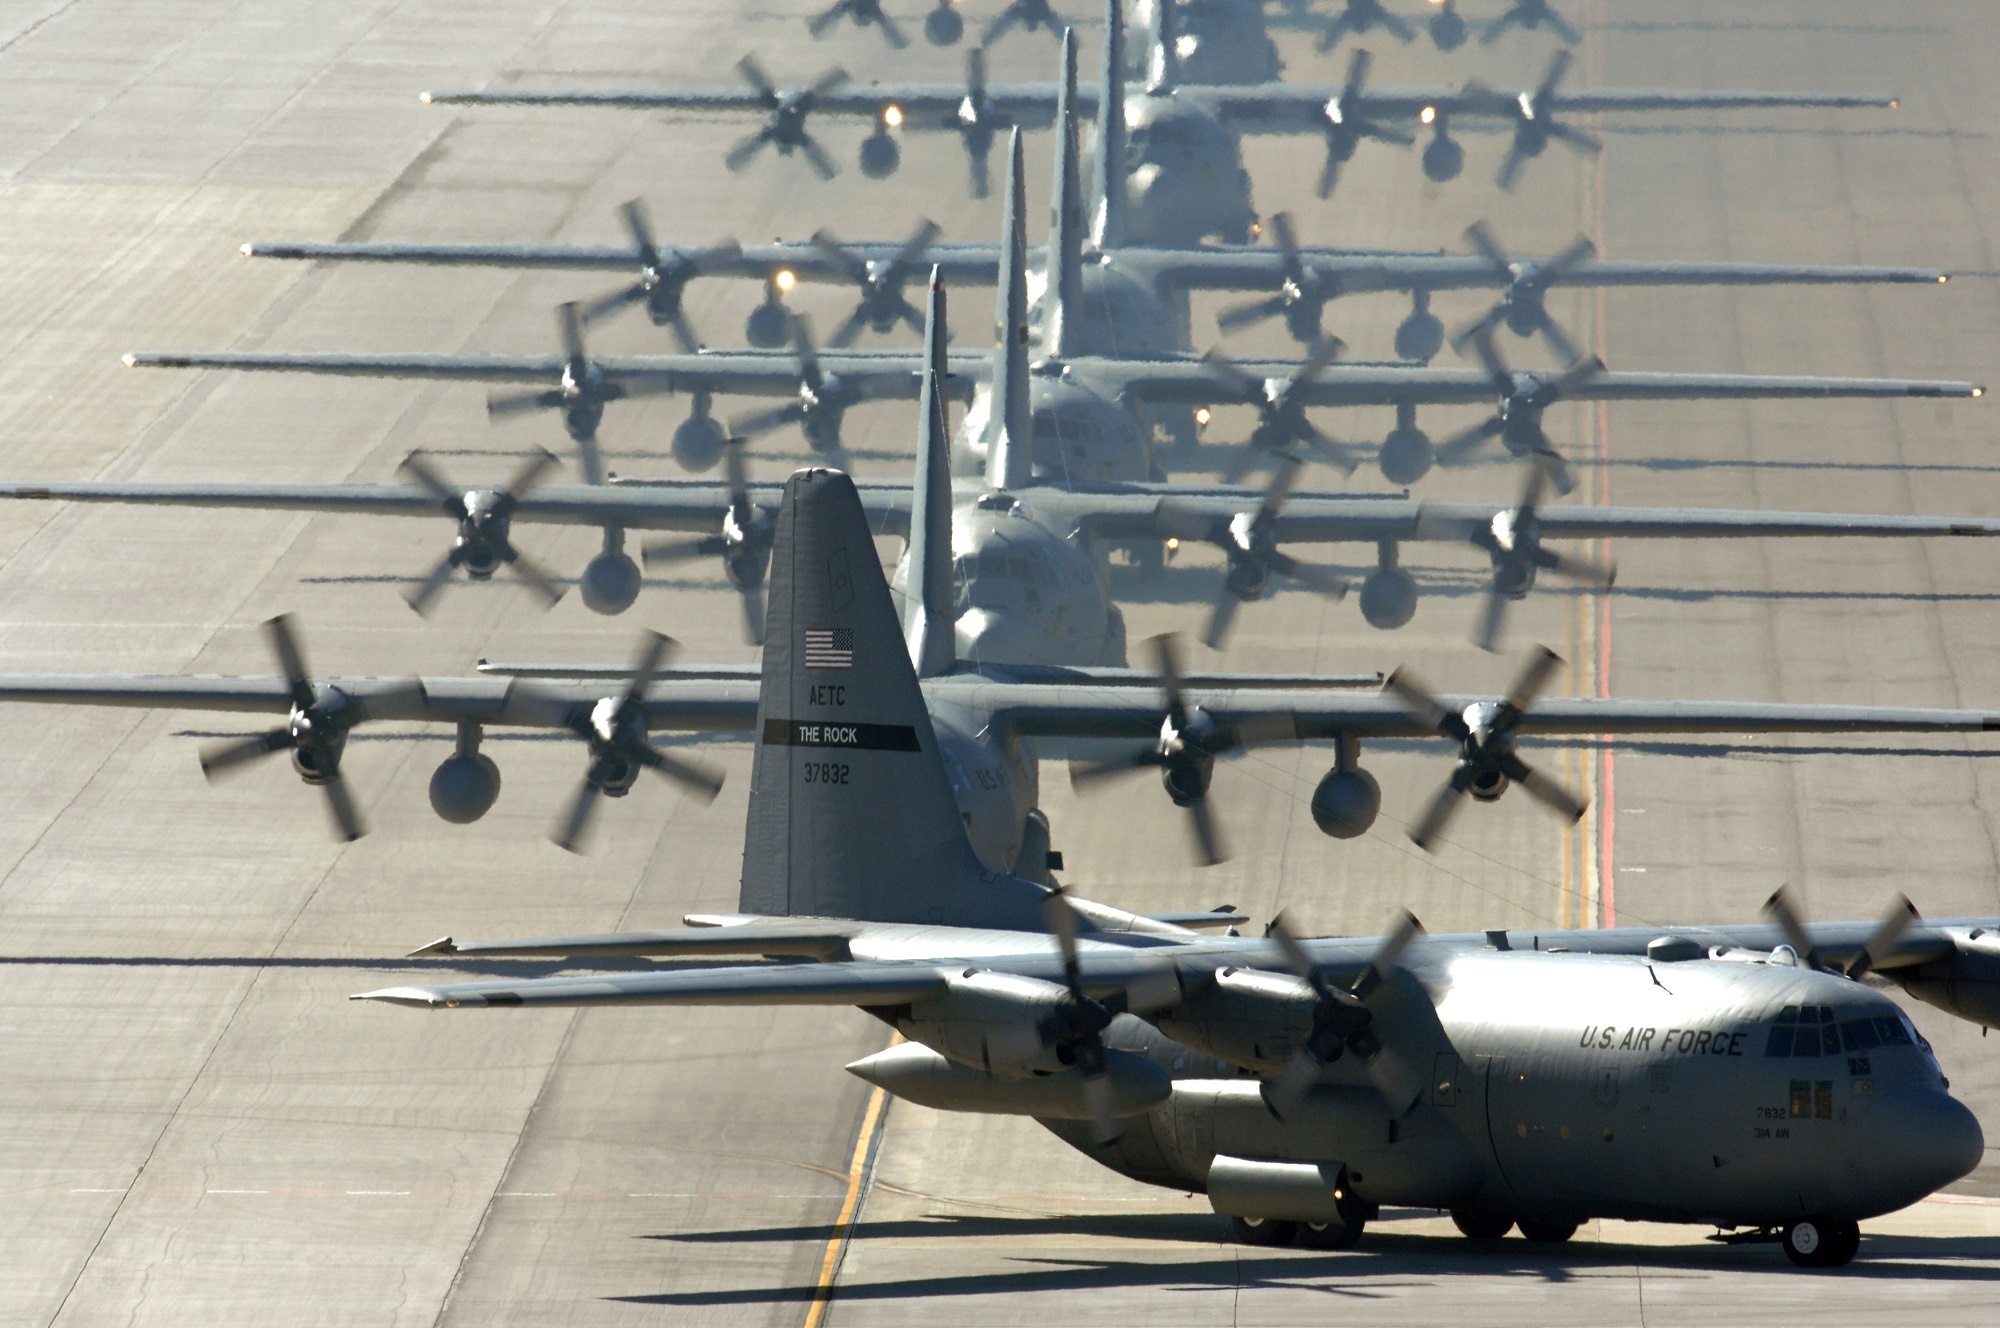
[730,404,804,438]
[618,197,662,266]
[1067,750,1163,788]
[198,729,294,780]
[1216,294,1289,332]
[807,1,845,37]
[1538,315,1585,367]
[826,305,871,349]
[804,67,852,102]
[320,769,366,842]
[486,388,562,418]
[1542,234,1598,281]
[1044,885,1086,994]
[1474,580,1510,654]
[1503,644,1563,712]
[623,630,677,709]
[580,281,649,324]
[1535,48,1574,101]
[1463,220,1512,278]
[736,54,778,99]
[1186,793,1228,866]
[1546,546,1616,588]
[1549,119,1602,155]
[556,302,588,366]
[1151,633,1190,726]
[1202,588,1244,650]
[501,546,566,608]
[1547,354,1607,398]
[808,228,872,285]
[1496,139,1531,191]
[551,777,603,853]
[877,10,910,47]
[1379,8,1417,40]
[264,614,314,709]
[1846,895,1921,981]
[1353,910,1426,999]
[403,551,460,617]
[801,134,840,180]
[1383,667,1466,741]
[1762,886,1819,966]
[1265,552,1349,600]
[1502,753,1589,822]
[724,129,771,173]
[504,446,563,499]
[1547,8,1584,45]
[889,219,943,278]
[1433,416,1502,465]
[638,743,727,802]
[398,452,466,509]
[738,583,768,646]
[1409,765,1476,849]
[1200,347,1262,400]
[1316,149,1343,200]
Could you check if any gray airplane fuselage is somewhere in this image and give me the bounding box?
[1057,949,1981,1228]
[1133,0,1283,85]
[1124,94,1260,246]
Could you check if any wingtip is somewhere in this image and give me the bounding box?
[350,986,458,1007]
[407,935,457,957]
[120,352,137,367]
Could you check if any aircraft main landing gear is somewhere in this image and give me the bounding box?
[1230,1215,1297,1246]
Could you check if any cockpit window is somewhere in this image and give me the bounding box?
[1764,1004,1839,1057]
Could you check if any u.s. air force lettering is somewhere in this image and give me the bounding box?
[1579,1024,1749,1056]
[762,718,922,751]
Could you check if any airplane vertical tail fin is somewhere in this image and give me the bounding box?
[739,464,1050,928]
[1044,27,1086,360]
[985,128,1034,493]
[904,272,957,680]
[1092,0,1128,250]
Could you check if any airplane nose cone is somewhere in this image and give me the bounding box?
[1862,1085,1984,1205]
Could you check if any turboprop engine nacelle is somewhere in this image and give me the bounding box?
[847,1039,1171,1120]
[1151,967,1319,1070]
[896,970,1083,1076]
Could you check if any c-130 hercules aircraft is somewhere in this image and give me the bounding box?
[354,459,1995,1268]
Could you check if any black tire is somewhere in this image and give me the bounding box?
[1297,1217,1364,1250]
[1230,1215,1298,1247]
[1451,1208,1515,1240]
[1517,1217,1578,1244]
[1783,1215,1859,1268]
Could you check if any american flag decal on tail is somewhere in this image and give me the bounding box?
[804,627,854,670]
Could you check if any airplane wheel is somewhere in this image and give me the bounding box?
[1782,1215,1859,1268]
[1230,1215,1297,1247]
[1298,1217,1364,1250]
[1451,1209,1514,1240]
[1517,1217,1578,1244]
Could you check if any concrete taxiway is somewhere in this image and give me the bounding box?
[0,0,1996,1324]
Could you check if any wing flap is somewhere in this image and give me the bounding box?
[353,961,950,1009]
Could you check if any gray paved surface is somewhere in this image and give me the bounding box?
[0,0,1997,1324]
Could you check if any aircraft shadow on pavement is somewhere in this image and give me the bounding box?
[617,1214,2000,1307]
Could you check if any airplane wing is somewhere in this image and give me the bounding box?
[419,81,1088,126]
[241,239,1006,287]
[0,674,761,732]
[124,348,982,400]
[968,684,2000,743]
[355,961,955,1009]
[1084,359,1985,406]
[1184,82,1895,126]
[1128,251,1947,295]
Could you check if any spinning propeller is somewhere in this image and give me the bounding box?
[198,615,423,842]
[1263,910,1427,1118]
[1763,888,1922,981]
[1154,459,1350,650]
[1452,220,1596,366]
[514,632,727,853]
[399,448,567,617]
[579,200,741,351]
[982,0,1067,47]
[1068,635,1300,864]
[1313,0,1417,50]
[1385,646,1588,849]
[807,0,910,48]
[1483,0,1582,46]
[724,56,850,180]
[729,316,861,456]
[1215,213,1389,348]
[809,218,942,346]
[1435,324,1602,492]
[487,302,676,480]
[1042,886,1123,1143]
[1200,339,1361,483]
[1312,51,1416,198]
[1465,456,1614,653]
[642,437,775,644]
[1468,50,1603,190]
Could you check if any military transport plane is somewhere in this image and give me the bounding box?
[245,14,1949,370]
[129,125,1979,494]
[417,0,1897,236]
[15,298,2000,874]
[344,461,1997,1267]
[48,268,2000,658]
